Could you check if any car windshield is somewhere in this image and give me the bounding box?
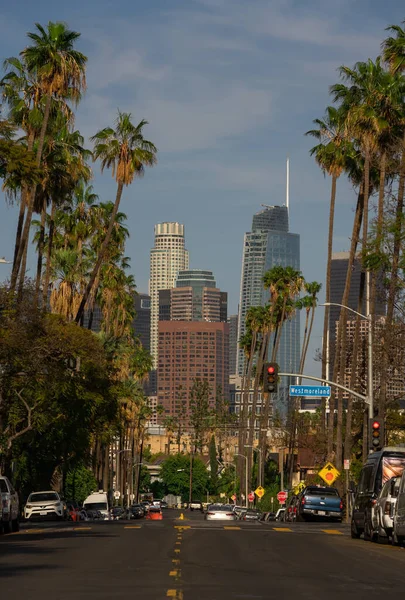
[29,492,59,502]
[0,480,8,493]
[84,502,108,511]
[306,488,338,496]
[209,505,232,512]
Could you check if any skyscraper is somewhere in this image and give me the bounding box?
[237,201,300,413]
[158,321,229,419]
[149,222,189,366]
[228,314,238,376]
[133,293,151,352]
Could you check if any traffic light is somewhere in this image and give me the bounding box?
[263,362,279,394]
[369,418,383,452]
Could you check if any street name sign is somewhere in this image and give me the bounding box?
[318,461,340,485]
[289,385,331,397]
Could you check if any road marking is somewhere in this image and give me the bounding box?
[124,525,142,529]
[175,541,181,545]
[174,525,190,530]
[175,549,180,554]
[167,590,183,598]
[322,529,344,535]
[223,526,241,530]
[169,569,180,577]
[73,527,92,531]
[273,528,292,532]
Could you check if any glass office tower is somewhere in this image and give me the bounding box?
[237,205,300,415]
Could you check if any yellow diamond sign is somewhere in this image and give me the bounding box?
[254,486,265,498]
[318,462,340,486]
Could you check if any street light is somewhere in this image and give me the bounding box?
[234,453,248,508]
[320,291,373,420]
[244,445,263,487]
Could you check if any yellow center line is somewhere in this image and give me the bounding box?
[124,525,142,529]
[169,569,180,577]
[174,525,191,530]
[175,541,181,545]
[223,526,241,530]
[273,527,292,532]
[167,590,183,599]
[172,559,180,565]
[73,527,92,531]
[322,529,344,535]
[174,549,181,554]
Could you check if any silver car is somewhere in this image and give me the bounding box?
[205,504,236,521]
[372,476,400,542]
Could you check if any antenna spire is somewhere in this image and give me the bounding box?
[286,156,290,210]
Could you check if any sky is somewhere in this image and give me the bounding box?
[0,0,404,376]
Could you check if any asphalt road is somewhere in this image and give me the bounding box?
[1,510,405,599]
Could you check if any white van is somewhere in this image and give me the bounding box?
[83,491,110,520]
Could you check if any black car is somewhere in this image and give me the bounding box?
[160,500,169,509]
[243,509,261,521]
[111,507,126,520]
[129,504,145,519]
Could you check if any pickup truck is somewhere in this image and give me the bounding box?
[0,476,20,533]
[297,486,343,522]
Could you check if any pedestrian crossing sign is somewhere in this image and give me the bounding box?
[318,462,340,485]
[254,486,265,498]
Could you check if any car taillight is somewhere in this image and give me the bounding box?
[294,507,297,513]
[384,501,391,515]
[301,497,306,505]
[226,513,234,516]
[207,512,215,516]
[371,499,377,506]
[340,501,343,510]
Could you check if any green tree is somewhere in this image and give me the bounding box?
[189,379,212,452]
[209,435,218,494]
[65,466,97,503]
[159,454,209,502]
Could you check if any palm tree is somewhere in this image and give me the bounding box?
[306,106,349,397]
[75,111,157,323]
[10,21,87,292]
[368,28,405,426]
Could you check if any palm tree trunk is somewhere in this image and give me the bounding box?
[13,192,27,271]
[17,241,28,301]
[75,181,124,323]
[322,173,338,386]
[42,199,56,308]
[10,94,52,293]
[379,134,405,421]
[370,152,386,316]
[34,201,47,303]
[328,187,364,459]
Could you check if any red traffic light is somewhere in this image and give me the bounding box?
[372,421,380,430]
[267,366,275,374]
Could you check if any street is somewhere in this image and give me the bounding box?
[1,511,405,599]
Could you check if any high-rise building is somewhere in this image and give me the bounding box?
[158,269,227,323]
[157,321,229,419]
[237,203,300,414]
[329,252,386,373]
[228,314,239,376]
[133,293,151,351]
[149,222,189,366]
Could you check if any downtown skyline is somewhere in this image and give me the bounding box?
[1,1,405,379]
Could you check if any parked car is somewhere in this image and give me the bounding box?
[160,500,169,509]
[371,475,400,543]
[275,508,285,521]
[111,507,126,520]
[205,504,236,521]
[243,509,261,522]
[351,447,405,540]
[128,505,144,519]
[25,491,65,522]
[297,486,343,522]
[0,476,19,533]
[392,469,405,545]
[265,512,276,522]
[189,500,204,512]
[83,491,110,520]
[140,501,150,513]
[284,496,299,522]
[233,506,247,520]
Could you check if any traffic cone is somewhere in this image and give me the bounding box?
[178,513,185,520]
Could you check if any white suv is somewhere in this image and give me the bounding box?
[25,491,65,521]
[0,476,20,533]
